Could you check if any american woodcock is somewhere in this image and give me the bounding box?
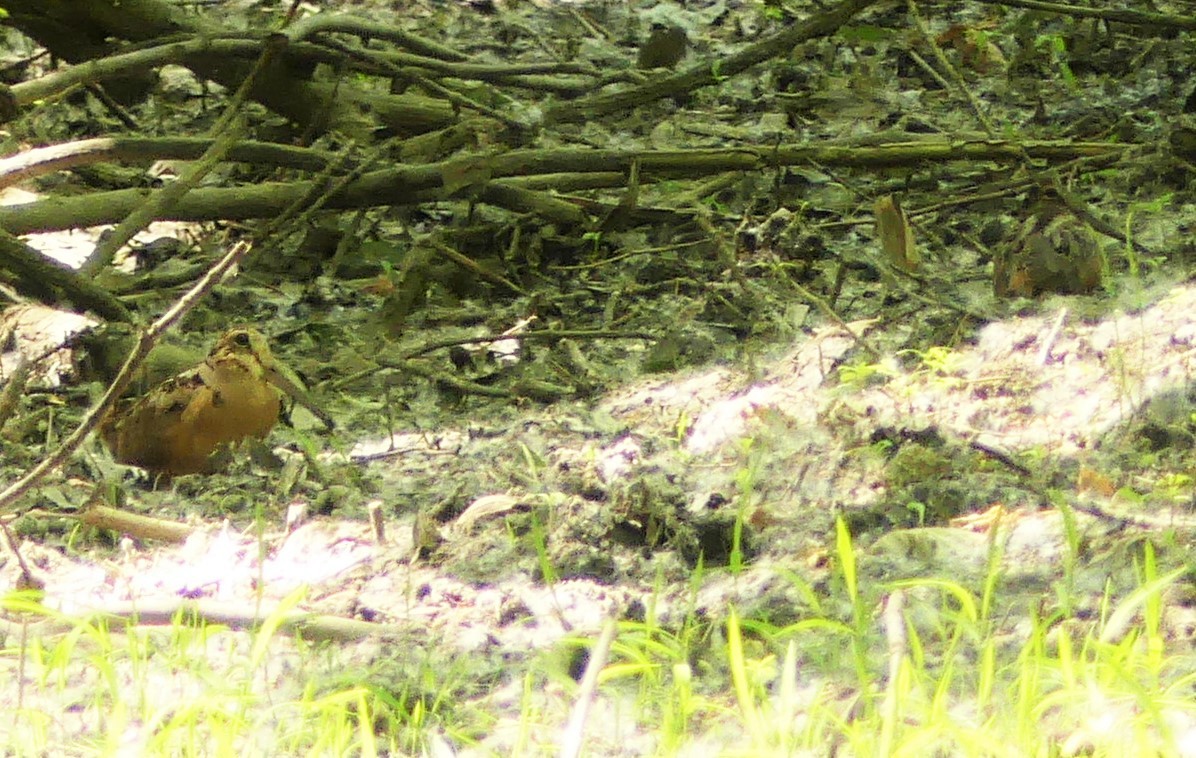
[993,189,1103,298]
[100,327,308,476]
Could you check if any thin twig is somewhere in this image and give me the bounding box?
[907,0,998,137]
[791,280,881,359]
[1035,307,1068,366]
[559,617,618,758]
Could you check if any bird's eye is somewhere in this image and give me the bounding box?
[233,331,251,346]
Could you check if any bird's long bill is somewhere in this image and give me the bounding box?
[263,363,335,429]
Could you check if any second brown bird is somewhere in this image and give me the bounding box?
[993,190,1103,298]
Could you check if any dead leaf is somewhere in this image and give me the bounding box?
[874,194,919,273]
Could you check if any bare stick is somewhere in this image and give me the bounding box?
[559,617,618,758]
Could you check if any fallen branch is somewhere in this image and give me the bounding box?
[0,138,1129,235]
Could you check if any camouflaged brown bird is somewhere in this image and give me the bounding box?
[99,327,317,476]
[993,190,1103,298]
